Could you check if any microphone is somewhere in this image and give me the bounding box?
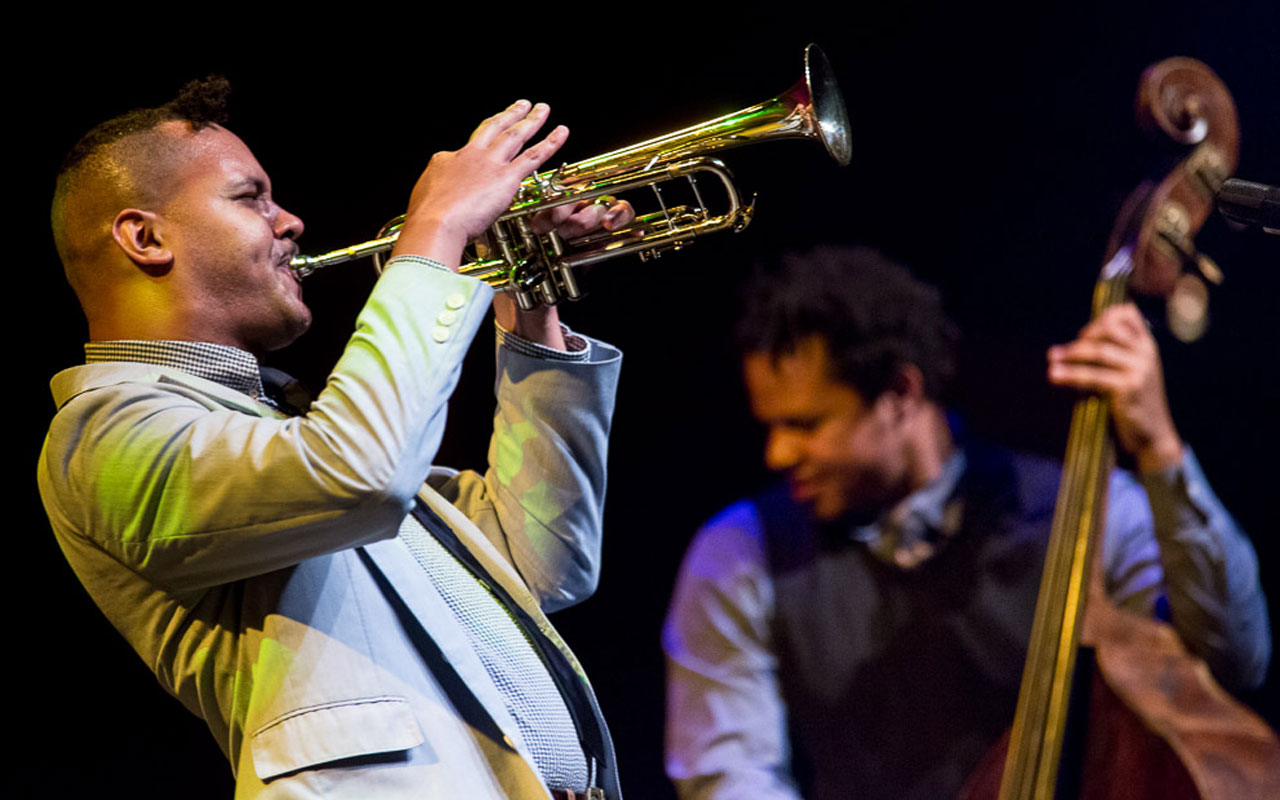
[1216,178,1279,234]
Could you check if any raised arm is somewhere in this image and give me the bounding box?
[1048,303,1271,689]
[429,325,622,611]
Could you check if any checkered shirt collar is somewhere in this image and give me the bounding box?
[84,340,266,401]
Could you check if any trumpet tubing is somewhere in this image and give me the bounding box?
[291,44,850,309]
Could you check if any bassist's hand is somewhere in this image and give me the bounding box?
[1047,303,1184,473]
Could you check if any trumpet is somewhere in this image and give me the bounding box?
[290,43,851,309]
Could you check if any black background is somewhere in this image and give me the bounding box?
[14,4,1279,797]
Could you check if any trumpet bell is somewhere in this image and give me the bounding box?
[805,44,853,166]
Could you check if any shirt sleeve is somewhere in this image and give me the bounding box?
[662,502,804,800]
[1102,447,1271,691]
[495,321,592,363]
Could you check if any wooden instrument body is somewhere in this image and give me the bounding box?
[964,601,1280,799]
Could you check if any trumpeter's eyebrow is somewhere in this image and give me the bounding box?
[227,176,267,194]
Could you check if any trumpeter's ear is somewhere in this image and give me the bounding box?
[112,208,173,276]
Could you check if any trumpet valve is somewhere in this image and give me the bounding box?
[538,276,561,306]
[514,287,539,312]
[557,263,583,301]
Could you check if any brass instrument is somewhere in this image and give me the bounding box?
[290,43,850,309]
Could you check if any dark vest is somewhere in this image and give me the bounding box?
[759,446,1062,800]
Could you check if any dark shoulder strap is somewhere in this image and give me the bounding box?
[407,499,608,776]
[259,366,314,415]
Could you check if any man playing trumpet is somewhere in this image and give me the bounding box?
[40,76,632,799]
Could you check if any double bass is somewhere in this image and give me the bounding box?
[963,58,1280,800]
